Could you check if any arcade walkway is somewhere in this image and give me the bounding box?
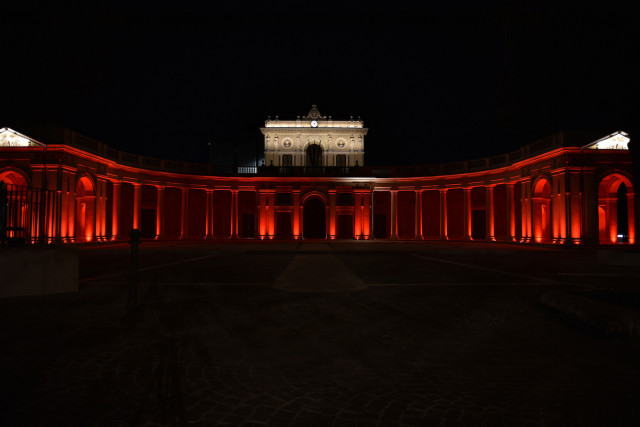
[1,241,639,425]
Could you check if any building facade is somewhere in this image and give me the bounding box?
[0,107,636,246]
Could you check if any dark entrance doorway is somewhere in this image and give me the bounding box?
[303,198,326,238]
[276,212,292,239]
[141,209,156,239]
[241,213,255,238]
[374,213,387,238]
[471,209,486,240]
[337,214,353,239]
[306,144,323,167]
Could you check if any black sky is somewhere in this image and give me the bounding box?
[4,6,638,166]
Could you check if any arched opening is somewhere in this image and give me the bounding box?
[303,197,326,238]
[0,169,29,187]
[75,176,96,242]
[598,173,635,244]
[0,169,31,240]
[306,144,323,167]
[532,178,552,243]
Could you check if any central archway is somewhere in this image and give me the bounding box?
[303,197,326,238]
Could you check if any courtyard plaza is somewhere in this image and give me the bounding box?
[1,240,639,426]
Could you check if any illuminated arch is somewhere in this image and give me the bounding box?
[0,167,30,187]
[301,190,328,205]
[75,174,96,242]
[598,171,635,244]
[532,176,552,243]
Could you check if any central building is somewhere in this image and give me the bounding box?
[261,105,366,168]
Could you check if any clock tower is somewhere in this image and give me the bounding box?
[260,105,367,168]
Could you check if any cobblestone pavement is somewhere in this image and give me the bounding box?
[1,241,639,426]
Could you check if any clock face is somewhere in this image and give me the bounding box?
[311,120,318,127]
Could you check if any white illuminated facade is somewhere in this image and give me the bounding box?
[583,131,630,150]
[260,105,367,167]
[0,128,43,147]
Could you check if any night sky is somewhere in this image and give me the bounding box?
[4,6,637,166]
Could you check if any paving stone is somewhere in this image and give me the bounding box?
[1,242,640,425]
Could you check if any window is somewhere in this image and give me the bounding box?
[276,193,292,205]
[337,193,353,205]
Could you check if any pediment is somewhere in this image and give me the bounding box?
[0,128,45,147]
[583,131,629,150]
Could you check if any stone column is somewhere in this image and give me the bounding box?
[98,179,108,241]
[415,189,423,239]
[439,188,448,240]
[521,180,531,242]
[463,187,472,240]
[354,191,363,239]
[268,191,275,239]
[293,190,301,239]
[582,172,598,245]
[259,190,267,239]
[329,189,337,239]
[606,196,617,243]
[133,183,142,231]
[569,172,582,244]
[390,190,398,239]
[363,190,372,239]
[231,189,238,239]
[628,192,636,245]
[67,173,76,241]
[486,185,495,241]
[111,181,120,240]
[180,187,189,239]
[205,189,213,239]
[156,186,165,240]
[506,183,516,242]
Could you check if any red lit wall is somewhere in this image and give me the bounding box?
[493,184,507,241]
[446,189,464,239]
[397,191,415,239]
[164,187,182,239]
[120,183,134,235]
[188,189,206,239]
[422,190,440,238]
[213,190,231,238]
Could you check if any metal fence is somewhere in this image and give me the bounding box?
[0,181,59,245]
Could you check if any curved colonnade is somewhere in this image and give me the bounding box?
[0,129,636,245]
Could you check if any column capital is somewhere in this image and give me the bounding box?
[132,182,142,188]
[156,185,166,190]
[439,188,448,193]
